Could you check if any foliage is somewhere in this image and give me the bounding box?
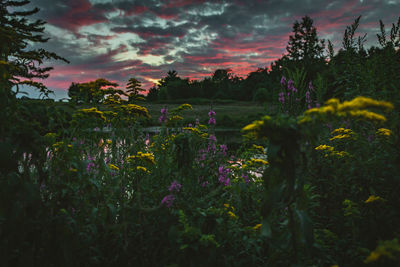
[2,3,400,266]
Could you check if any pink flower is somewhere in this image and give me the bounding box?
[168,181,182,192]
[161,194,175,207]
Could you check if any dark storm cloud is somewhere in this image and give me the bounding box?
[27,0,400,98]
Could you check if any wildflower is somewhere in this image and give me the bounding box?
[220,144,228,155]
[208,109,216,125]
[218,166,230,186]
[161,194,175,208]
[168,180,182,192]
[227,211,237,219]
[308,81,314,91]
[137,166,150,173]
[86,162,95,173]
[249,158,269,165]
[159,107,168,123]
[69,168,77,172]
[241,173,249,184]
[331,128,353,135]
[330,134,352,141]
[127,152,155,164]
[253,224,262,231]
[365,195,385,204]
[280,76,286,86]
[76,107,106,121]
[223,203,230,209]
[288,79,296,92]
[108,164,119,171]
[376,128,391,136]
[106,139,112,145]
[364,239,400,263]
[315,145,334,152]
[252,144,265,154]
[209,134,217,142]
[208,117,216,125]
[278,92,285,104]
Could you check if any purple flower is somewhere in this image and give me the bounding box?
[278,92,285,104]
[288,79,296,93]
[159,107,168,123]
[86,162,95,173]
[195,118,200,126]
[201,181,209,187]
[308,81,314,91]
[208,109,216,125]
[241,173,249,184]
[94,127,100,132]
[209,135,217,142]
[280,76,286,86]
[218,166,230,186]
[168,180,182,192]
[220,144,228,155]
[208,117,216,125]
[161,194,175,207]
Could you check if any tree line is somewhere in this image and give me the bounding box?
[67,15,400,106]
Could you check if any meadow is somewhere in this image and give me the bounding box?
[2,1,400,266]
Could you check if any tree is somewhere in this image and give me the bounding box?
[0,0,68,98]
[286,16,325,62]
[67,78,120,104]
[126,77,145,102]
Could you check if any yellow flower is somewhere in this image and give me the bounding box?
[106,139,112,144]
[127,152,155,164]
[137,166,150,173]
[330,134,352,141]
[365,195,385,204]
[52,141,64,148]
[108,164,119,171]
[315,145,334,152]
[376,128,391,136]
[69,168,78,172]
[253,224,262,231]
[178,103,192,110]
[364,251,381,263]
[252,144,265,154]
[331,128,353,135]
[223,203,230,209]
[227,211,237,219]
[249,158,269,165]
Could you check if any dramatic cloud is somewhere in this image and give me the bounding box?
[24,0,400,99]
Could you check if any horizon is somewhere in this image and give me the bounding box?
[21,0,400,99]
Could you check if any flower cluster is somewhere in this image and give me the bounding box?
[208,109,216,125]
[168,180,182,192]
[161,194,175,208]
[218,166,230,186]
[159,107,168,123]
[376,128,391,136]
[303,97,394,123]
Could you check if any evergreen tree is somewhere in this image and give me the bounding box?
[286,15,325,62]
[126,77,145,102]
[0,0,68,98]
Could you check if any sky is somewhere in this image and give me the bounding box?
[22,0,400,99]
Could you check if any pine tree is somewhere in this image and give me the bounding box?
[286,16,325,62]
[0,0,68,98]
[126,77,145,102]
